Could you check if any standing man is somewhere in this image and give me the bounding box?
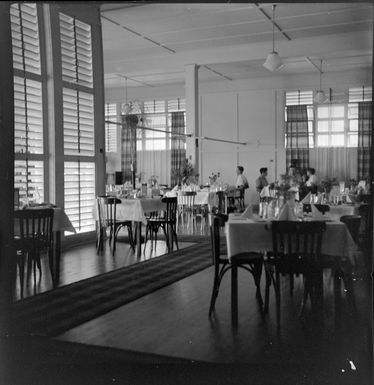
[236,166,249,190]
[255,167,269,193]
[235,166,249,211]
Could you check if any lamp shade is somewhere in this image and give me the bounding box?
[263,51,283,72]
[314,90,328,104]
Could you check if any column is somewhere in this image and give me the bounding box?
[185,64,199,172]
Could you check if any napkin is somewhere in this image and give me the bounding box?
[301,192,311,204]
[287,204,298,221]
[260,186,270,198]
[277,203,289,220]
[241,205,253,219]
[314,193,322,204]
[346,194,352,203]
[311,204,325,219]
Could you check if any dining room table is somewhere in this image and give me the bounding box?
[14,205,76,285]
[225,213,358,320]
[107,196,167,257]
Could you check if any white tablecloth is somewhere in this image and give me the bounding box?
[166,190,218,207]
[327,205,358,221]
[115,198,166,225]
[225,217,357,264]
[14,207,76,234]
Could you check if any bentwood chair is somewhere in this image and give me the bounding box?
[97,196,135,255]
[208,214,263,316]
[14,208,54,296]
[264,221,326,329]
[144,197,179,254]
[177,191,196,232]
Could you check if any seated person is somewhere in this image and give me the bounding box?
[256,167,269,193]
[236,166,249,190]
[305,167,318,187]
[288,164,303,186]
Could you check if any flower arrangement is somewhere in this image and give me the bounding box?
[148,175,158,187]
[209,172,221,185]
[171,158,199,185]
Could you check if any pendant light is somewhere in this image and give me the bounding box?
[314,60,328,104]
[263,5,283,72]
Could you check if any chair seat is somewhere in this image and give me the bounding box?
[230,252,264,263]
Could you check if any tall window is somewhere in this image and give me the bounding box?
[133,98,186,185]
[60,12,96,234]
[285,90,314,148]
[136,98,186,151]
[105,103,118,153]
[285,88,372,149]
[11,3,45,203]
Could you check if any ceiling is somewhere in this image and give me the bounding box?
[100,2,373,89]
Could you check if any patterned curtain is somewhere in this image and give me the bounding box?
[121,114,138,185]
[285,105,310,173]
[357,101,372,180]
[170,111,186,186]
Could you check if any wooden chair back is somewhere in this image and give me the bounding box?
[271,221,326,273]
[15,208,54,252]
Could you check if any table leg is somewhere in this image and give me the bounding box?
[136,222,142,257]
[231,262,238,325]
[167,223,173,252]
[54,230,61,286]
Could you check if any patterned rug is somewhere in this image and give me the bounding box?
[13,235,211,337]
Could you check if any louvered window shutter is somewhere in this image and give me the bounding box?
[11,3,45,202]
[105,103,118,153]
[60,12,96,234]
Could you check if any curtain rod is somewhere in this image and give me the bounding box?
[104,120,192,137]
[195,136,247,145]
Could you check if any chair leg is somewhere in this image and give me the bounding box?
[17,252,25,299]
[128,224,135,251]
[161,224,169,252]
[209,268,220,316]
[172,224,179,250]
[154,229,158,255]
[254,261,263,306]
[275,270,281,331]
[144,225,149,256]
[264,266,271,313]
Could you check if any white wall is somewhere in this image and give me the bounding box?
[198,89,284,205]
[104,68,371,195]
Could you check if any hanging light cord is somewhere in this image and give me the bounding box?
[319,59,323,90]
[125,76,128,105]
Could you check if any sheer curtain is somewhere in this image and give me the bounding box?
[285,105,309,172]
[357,101,372,180]
[137,150,171,185]
[170,111,186,186]
[309,148,357,181]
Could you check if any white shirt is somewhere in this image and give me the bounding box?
[236,174,248,188]
[306,174,318,187]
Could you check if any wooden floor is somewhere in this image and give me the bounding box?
[11,220,372,384]
[13,230,195,301]
[56,263,372,382]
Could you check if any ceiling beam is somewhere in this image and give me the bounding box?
[101,15,176,54]
[254,3,291,41]
[103,31,371,75]
[305,57,322,73]
[202,65,233,81]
